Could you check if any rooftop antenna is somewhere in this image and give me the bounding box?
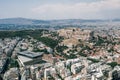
[109,18,113,29]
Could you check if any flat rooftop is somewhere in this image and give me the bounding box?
[18,51,43,59]
[18,55,32,63]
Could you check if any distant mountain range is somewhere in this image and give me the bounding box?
[0,18,120,30]
[0,17,120,25]
[0,18,49,25]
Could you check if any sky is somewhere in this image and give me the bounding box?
[0,0,120,20]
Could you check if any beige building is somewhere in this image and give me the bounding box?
[58,28,91,41]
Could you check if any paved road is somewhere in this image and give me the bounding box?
[0,39,21,79]
[0,76,3,80]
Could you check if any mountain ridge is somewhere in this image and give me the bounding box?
[0,17,120,25]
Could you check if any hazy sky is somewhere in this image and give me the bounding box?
[0,0,120,20]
